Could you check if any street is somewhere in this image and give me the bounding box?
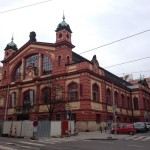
[0,131,149,150]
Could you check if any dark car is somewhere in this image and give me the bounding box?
[111,124,136,135]
[145,122,150,130]
[134,122,149,133]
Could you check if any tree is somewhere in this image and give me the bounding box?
[43,83,66,121]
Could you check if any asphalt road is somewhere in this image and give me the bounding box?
[0,131,149,150]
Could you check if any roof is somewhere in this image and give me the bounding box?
[103,69,133,86]
[5,37,18,51]
[55,15,72,33]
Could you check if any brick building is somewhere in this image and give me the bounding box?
[0,16,150,131]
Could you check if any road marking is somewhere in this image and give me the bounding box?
[128,145,144,148]
[141,137,150,141]
[125,135,139,140]
[133,136,146,140]
[100,141,114,144]
[0,145,17,150]
[18,141,45,146]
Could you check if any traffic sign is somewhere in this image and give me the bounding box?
[33,120,38,127]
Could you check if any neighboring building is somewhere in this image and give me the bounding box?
[0,16,150,131]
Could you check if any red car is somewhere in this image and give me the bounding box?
[111,124,136,135]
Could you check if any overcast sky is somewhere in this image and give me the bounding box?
[0,0,150,80]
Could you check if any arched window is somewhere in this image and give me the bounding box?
[43,55,52,75]
[127,96,130,109]
[121,94,124,107]
[133,97,139,110]
[114,91,118,106]
[26,54,39,75]
[58,55,61,66]
[68,83,78,101]
[3,70,6,79]
[24,90,35,106]
[13,63,22,81]
[92,84,99,101]
[67,56,70,64]
[106,88,111,105]
[42,87,51,104]
[11,92,17,107]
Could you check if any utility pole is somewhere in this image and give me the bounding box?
[112,83,117,134]
[4,84,9,121]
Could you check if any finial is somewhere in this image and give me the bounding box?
[11,33,14,41]
[63,10,65,21]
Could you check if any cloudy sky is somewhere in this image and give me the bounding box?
[0,0,150,80]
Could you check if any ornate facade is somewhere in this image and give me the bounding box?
[0,16,150,131]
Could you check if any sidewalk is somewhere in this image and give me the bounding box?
[70,131,129,140]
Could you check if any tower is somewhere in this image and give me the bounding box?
[55,14,72,43]
[4,36,18,60]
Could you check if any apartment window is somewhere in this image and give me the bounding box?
[121,94,124,108]
[114,91,118,106]
[93,84,99,101]
[133,97,139,110]
[24,90,35,106]
[106,88,111,105]
[68,83,78,101]
[127,96,130,109]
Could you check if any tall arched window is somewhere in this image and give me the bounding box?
[133,97,139,110]
[11,92,17,107]
[106,88,111,105]
[13,63,22,81]
[42,87,51,104]
[68,83,78,101]
[121,94,124,107]
[127,96,130,109]
[26,54,39,75]
[3,70,6,79]
[114,91,118,106]
[58,55,61,66]
[67,56,70,64]
[24,90,35,106]
[92,84,99,101]
[43,55,52,75]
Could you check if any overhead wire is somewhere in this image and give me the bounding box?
[105,56,150,68]
[79,29,150,54]
[0,0,52,14]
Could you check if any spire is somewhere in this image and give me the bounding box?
[11,33,14,41]
[63,11,65,21]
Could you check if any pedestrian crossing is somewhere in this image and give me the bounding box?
[3,138,80,150]
[124,135,150,142]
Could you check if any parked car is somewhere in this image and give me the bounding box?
[145,122,150,130]
[134,122,149,133]
[111,124,135,135]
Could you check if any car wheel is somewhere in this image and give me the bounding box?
[129,131,134,135]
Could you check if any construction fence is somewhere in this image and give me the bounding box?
[0,120,75,138]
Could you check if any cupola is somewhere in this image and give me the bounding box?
[4,36,18,59]
[5,36,18,51]
[55,14,72,43]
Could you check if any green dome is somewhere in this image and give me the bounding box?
[5,37,18,51]
[56,15,72,33]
